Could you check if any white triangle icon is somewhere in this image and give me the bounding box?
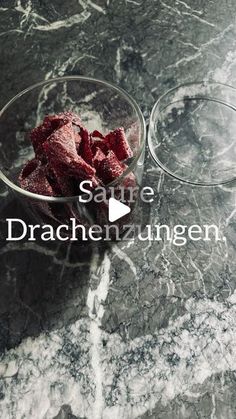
[108,198,131,222]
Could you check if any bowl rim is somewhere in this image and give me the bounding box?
[148,80,236,187]
[0,75,146,202]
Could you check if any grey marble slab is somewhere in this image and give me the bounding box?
[1,0,236,418]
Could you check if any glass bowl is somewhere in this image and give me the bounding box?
[148,81,236,186]
[0,76,146,235]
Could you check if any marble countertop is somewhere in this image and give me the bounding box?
[1,1,236,418]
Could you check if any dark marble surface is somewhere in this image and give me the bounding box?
[1,1,236,418]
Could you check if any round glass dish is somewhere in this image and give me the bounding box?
[0,76,146,232]
[148,81,236,186]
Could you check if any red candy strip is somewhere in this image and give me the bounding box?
[19,159,55,196]
[105,127,133,161]
[79,128,94,166]
[95,150,126,184]
[43,122,95,179]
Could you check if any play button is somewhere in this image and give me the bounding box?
[108,198,131,222]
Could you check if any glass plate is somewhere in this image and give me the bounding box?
[148,81,236,186]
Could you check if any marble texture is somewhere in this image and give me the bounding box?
[1,0,236,418]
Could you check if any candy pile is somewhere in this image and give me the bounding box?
[19,111,133,197]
